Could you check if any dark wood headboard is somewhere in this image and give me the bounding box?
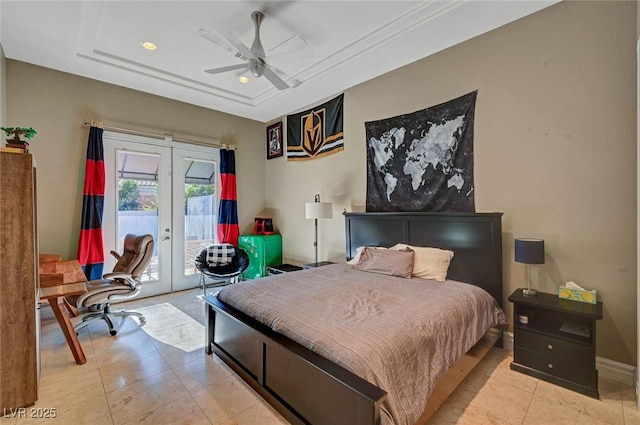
[344,212,503,307]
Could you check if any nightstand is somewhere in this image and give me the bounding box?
[509,289,602,398]
[304,261,335,268]
[267,264,305,275]
[268,261,336,274]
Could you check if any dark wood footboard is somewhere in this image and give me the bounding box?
[204,295,387,425]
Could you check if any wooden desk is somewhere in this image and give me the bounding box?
[39,257,87,365]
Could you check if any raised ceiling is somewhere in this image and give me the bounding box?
[0,1,557,123]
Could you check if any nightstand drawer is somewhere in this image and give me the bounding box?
[514,328,594,365]
[514,347,597,388]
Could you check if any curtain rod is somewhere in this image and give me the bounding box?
[82,120,235,150]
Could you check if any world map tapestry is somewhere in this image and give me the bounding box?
[365,91,477,212]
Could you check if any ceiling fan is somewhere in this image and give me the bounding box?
[199,11,306,90]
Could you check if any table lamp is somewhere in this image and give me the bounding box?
[305,194,333,267]
[515,238,545,296]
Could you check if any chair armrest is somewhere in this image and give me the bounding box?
[110,250,121,260]
[102,272,137,287]
[75,283,137,307]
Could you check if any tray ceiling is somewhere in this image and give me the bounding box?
[0,1,558,122]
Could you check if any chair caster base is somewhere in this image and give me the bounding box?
[74,307,145,337]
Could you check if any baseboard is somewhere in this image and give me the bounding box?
[596,356,636,386]
[500,331,635,386]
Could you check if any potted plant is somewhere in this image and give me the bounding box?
[1,127,37,151]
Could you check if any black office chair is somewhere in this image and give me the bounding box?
[195,245,249,295]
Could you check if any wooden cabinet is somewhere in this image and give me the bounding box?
[509,289,602,398]
[0,152,39,410]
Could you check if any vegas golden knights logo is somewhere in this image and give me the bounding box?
[301,109,325,157]
[286,93,343,161]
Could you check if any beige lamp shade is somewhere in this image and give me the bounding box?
[305,202,333,219]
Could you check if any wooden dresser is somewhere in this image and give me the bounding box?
[0,152,39,410]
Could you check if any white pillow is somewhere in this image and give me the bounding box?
[346,246,388,265]
[390,243,454,281]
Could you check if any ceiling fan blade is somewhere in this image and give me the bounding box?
[268,34,308,57]
[214,25,253,59]
[198,28,251,60]
[205,64,249,75]
[262,66,290,90]
[198,29,239,56]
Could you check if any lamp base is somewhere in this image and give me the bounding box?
[522,288,538,296]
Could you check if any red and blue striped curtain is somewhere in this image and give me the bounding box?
[77,125,105,280]
[218,148,239,246]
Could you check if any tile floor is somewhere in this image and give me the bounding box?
[1,288,637,425]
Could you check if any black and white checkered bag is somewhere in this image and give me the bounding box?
[206,243,235,267]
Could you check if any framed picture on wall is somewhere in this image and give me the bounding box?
[266,121,283,159]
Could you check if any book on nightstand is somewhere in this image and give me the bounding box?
[559,321,592,338]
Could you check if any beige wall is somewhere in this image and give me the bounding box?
[266,1,637,364]
[6,61,265,261]
[0,43,6,126]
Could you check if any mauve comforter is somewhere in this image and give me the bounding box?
[217,264,507,425]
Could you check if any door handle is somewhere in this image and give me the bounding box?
[161,236,170,241]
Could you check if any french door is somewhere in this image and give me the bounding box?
[171,146,220,291]
[103,132,220,296]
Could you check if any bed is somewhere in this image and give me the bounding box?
[204,212,506,425]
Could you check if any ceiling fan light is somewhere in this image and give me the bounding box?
[248,58,266,77]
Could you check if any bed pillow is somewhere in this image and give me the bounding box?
[352,247,414,278]
[390,243,454,281]
[346,246,388,265]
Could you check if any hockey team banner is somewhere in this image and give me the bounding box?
[287,94,344,161]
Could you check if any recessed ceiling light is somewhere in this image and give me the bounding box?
[141,41,157,51]
[238,76,249,84]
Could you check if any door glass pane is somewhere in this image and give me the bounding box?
[183,159,216,276]
[116,150,159,282]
